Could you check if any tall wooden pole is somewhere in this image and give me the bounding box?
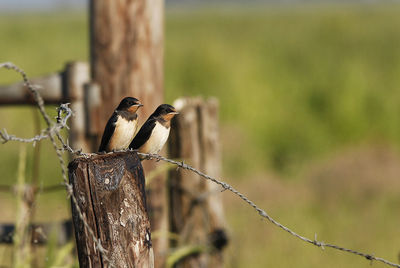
[90,0,164,125]
[90,1,166,266]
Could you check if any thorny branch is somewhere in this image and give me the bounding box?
[1,62,400,268]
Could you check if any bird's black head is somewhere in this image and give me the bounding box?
[152,104,179,121]
[117,97,143,113]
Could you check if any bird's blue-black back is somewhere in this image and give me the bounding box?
[98,112,118,152]
[129,118,157,150]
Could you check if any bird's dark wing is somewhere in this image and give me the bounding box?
[98,112,118,152]
[129,118,156,150]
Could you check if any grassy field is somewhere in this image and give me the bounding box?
[1,4,400,267]
[166,5,400,174]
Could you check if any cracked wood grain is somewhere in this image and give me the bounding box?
[68,151,154,267]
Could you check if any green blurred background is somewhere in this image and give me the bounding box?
[1,2,400,267]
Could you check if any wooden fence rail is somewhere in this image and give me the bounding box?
[0,221,73,245]
[0,71,64,105]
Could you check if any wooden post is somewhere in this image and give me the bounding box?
[84,82,102,151]
[63,62,91,153]
[68,151,154,267]
[90,0,164,126]
[90,1,167,266]
[168,97,228,267]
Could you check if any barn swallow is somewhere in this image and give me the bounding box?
[98,97,143,152]
[129,104,178,154]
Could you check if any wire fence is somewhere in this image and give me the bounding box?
[1,61,400,268]
[0,62,112,266]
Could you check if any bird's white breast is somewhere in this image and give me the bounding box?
[140,122,170,154]
[109,118,137,150]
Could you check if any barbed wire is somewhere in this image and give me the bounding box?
[1,61,400,268]
[138,153,400,268]
[0,62,112,267]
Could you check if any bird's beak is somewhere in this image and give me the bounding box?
[169,109,179,115]
[128,103,143,113]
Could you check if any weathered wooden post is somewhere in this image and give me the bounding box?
[89,0,167,266]
[63,62,91,153]
[68,151,154,267]
[168,97,228,267]
[89,0,164,125]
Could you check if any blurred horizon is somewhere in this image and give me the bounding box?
[1,0,400,13]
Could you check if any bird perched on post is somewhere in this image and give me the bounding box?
[98,97,143,152]
[129,104,178,154]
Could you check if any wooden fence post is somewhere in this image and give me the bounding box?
[168,97,228,267]
[84,82,102,151]
[90,1,167,266]
[68,151,154,267]
[89,0,164,130]
[63,62,91,153]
